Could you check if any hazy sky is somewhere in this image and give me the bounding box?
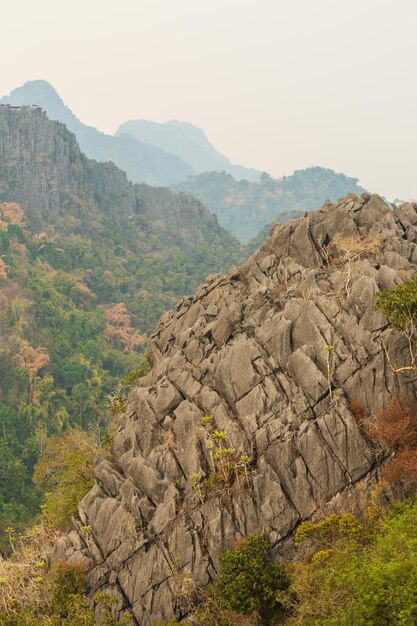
[2,0,417,199]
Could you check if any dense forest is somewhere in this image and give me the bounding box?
[0,200,147,544]
[0,107,245,547]
[0,196,242,544]
[171,168,365,243]
[1,107,416,626]
[1,394,416,625]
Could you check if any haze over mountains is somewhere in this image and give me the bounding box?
[116,118,260,181]
[1,81,417,626]
[0,81,192,186]
[0,104,244,540]
[0,80,260,186]
[172,169,366,243]
[1,81,369,244]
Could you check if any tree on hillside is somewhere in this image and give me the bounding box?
[374,272,417,372]
[0,256,9,280]
[14,338,50,383]
[0,202,26,228]
[197,535,290,625]
[103,303,144,353]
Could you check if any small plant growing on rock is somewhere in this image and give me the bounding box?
[197,418,252,497]
[326,233,381,295]
[192,473,205,504]
[374,271,417,373]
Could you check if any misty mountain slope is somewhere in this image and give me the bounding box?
[0,105,244,332]
[0,104,244,539]
[55,193,417,624]
[172,168,366,243]
[0,80,193,185]
[116,118,260,181]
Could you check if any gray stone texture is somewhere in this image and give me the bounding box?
[55,194,417,624]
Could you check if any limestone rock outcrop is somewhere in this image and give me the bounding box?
[0,105,241,259]
[1,81,194,186]
[56,194,417,624]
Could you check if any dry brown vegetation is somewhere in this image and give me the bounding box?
[321,233,382,296]
[353,396,417,489]
[103,302,145,352]
[0,523,59,615]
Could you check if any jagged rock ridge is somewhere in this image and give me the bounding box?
[0,105,236,246]
[56,194,417,624]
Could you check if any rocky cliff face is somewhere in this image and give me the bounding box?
[56,193,417,624]
[0,105,238,250]
[0,105,135,228]
[1,81,194,186]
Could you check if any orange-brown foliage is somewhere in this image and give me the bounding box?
[0,256,10,280]
[0,202,26,228]
[358,397,417,487]
[349,400,368,427]
[14,338,50,382]
[103,302,144,353]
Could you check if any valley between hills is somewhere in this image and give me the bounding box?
[0,88,416,626]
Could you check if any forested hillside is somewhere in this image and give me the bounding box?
[1,193,417,626]
[0,106,243,545]
[52,192,417,624]
[0,201,144,541]
[0,106,243,332]
[171,167,365,242]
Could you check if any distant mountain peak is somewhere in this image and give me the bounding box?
[1,79,81,129]
[7,78,59,94]
[0,80,194,186]
[116,118,260,181]
[2,79,67,108]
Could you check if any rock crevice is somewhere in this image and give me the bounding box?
[56,194,417,624]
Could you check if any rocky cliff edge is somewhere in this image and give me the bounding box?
[55,193,417,624]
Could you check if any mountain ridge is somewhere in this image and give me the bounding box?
[116,118,260,181]
[0,103,244,541]
[1,80,260,187]
[171,168,366,243]
[0,80,193,186]
[55,192,417,624]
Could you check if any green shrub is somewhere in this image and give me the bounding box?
[33,429,96,530]
[49,561,87,616]
[201,534,290,625]
[290,499,417,625]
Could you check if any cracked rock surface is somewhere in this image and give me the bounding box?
[55,193,417,624]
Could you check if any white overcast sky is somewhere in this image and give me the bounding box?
[2,0,417,199]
